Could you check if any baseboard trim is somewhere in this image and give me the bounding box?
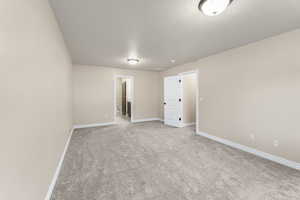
[131,118,162,123]
[182,122,196,127]
[196,131,300,171]
[45,128,74,200]
[73,122,116,129]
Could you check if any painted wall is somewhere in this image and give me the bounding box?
[0,0,72,199]
[161,29,300,163]
[73,65,161,125]
[182,74,196,124]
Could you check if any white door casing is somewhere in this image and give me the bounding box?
[164,76,183,127]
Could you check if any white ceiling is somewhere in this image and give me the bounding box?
[50,0,300,71]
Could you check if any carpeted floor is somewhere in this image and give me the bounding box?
[51,121,300,200]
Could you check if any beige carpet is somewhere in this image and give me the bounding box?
[51,121,300,200]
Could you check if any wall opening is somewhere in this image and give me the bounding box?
[114,75,134,124]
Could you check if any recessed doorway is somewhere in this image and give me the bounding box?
[114,75,134,124]
[164,70,199,132]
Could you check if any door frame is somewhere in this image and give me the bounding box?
[121,81,127,115]
[178,70,199,133]
[163,70,199,132]
[114,75,134,123]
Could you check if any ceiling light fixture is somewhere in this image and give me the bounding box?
[199,0,233,16]
[127,58,139,65]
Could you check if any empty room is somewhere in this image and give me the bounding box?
[1,0,300,200]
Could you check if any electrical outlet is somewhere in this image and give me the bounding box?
[273,140,279,147]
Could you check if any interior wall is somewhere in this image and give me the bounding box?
[73,65,161,125]
[161,29,300,163]
[182,74,196,124]
[0,0,72,200]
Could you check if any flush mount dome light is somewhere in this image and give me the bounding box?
[199,0,233,16]
[127,58,139,65]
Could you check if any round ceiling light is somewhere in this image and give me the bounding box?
[199,0,233,16]
[127,58,139,65]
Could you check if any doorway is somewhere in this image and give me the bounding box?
[114,75,134,124]
[164,71,198,131]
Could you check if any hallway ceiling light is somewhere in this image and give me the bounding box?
[199,0,233,16]
[127,58,139,65]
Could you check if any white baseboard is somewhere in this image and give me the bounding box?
[196,131,300,171]
[73,122,116,129]
[131,118,162,123]
[45,128,74,200]
[182,122,196,127]
[159,120,195,127]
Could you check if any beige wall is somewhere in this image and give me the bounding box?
[182,74,196,124]
[162,29,300,163]
[73,65,161,125]
[0,0,72,200]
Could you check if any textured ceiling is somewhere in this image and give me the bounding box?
[50,0,300,71]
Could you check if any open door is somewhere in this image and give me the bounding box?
[122,81,127,115]
[164,76,183,127]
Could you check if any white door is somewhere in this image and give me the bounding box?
[164,76,183,127]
